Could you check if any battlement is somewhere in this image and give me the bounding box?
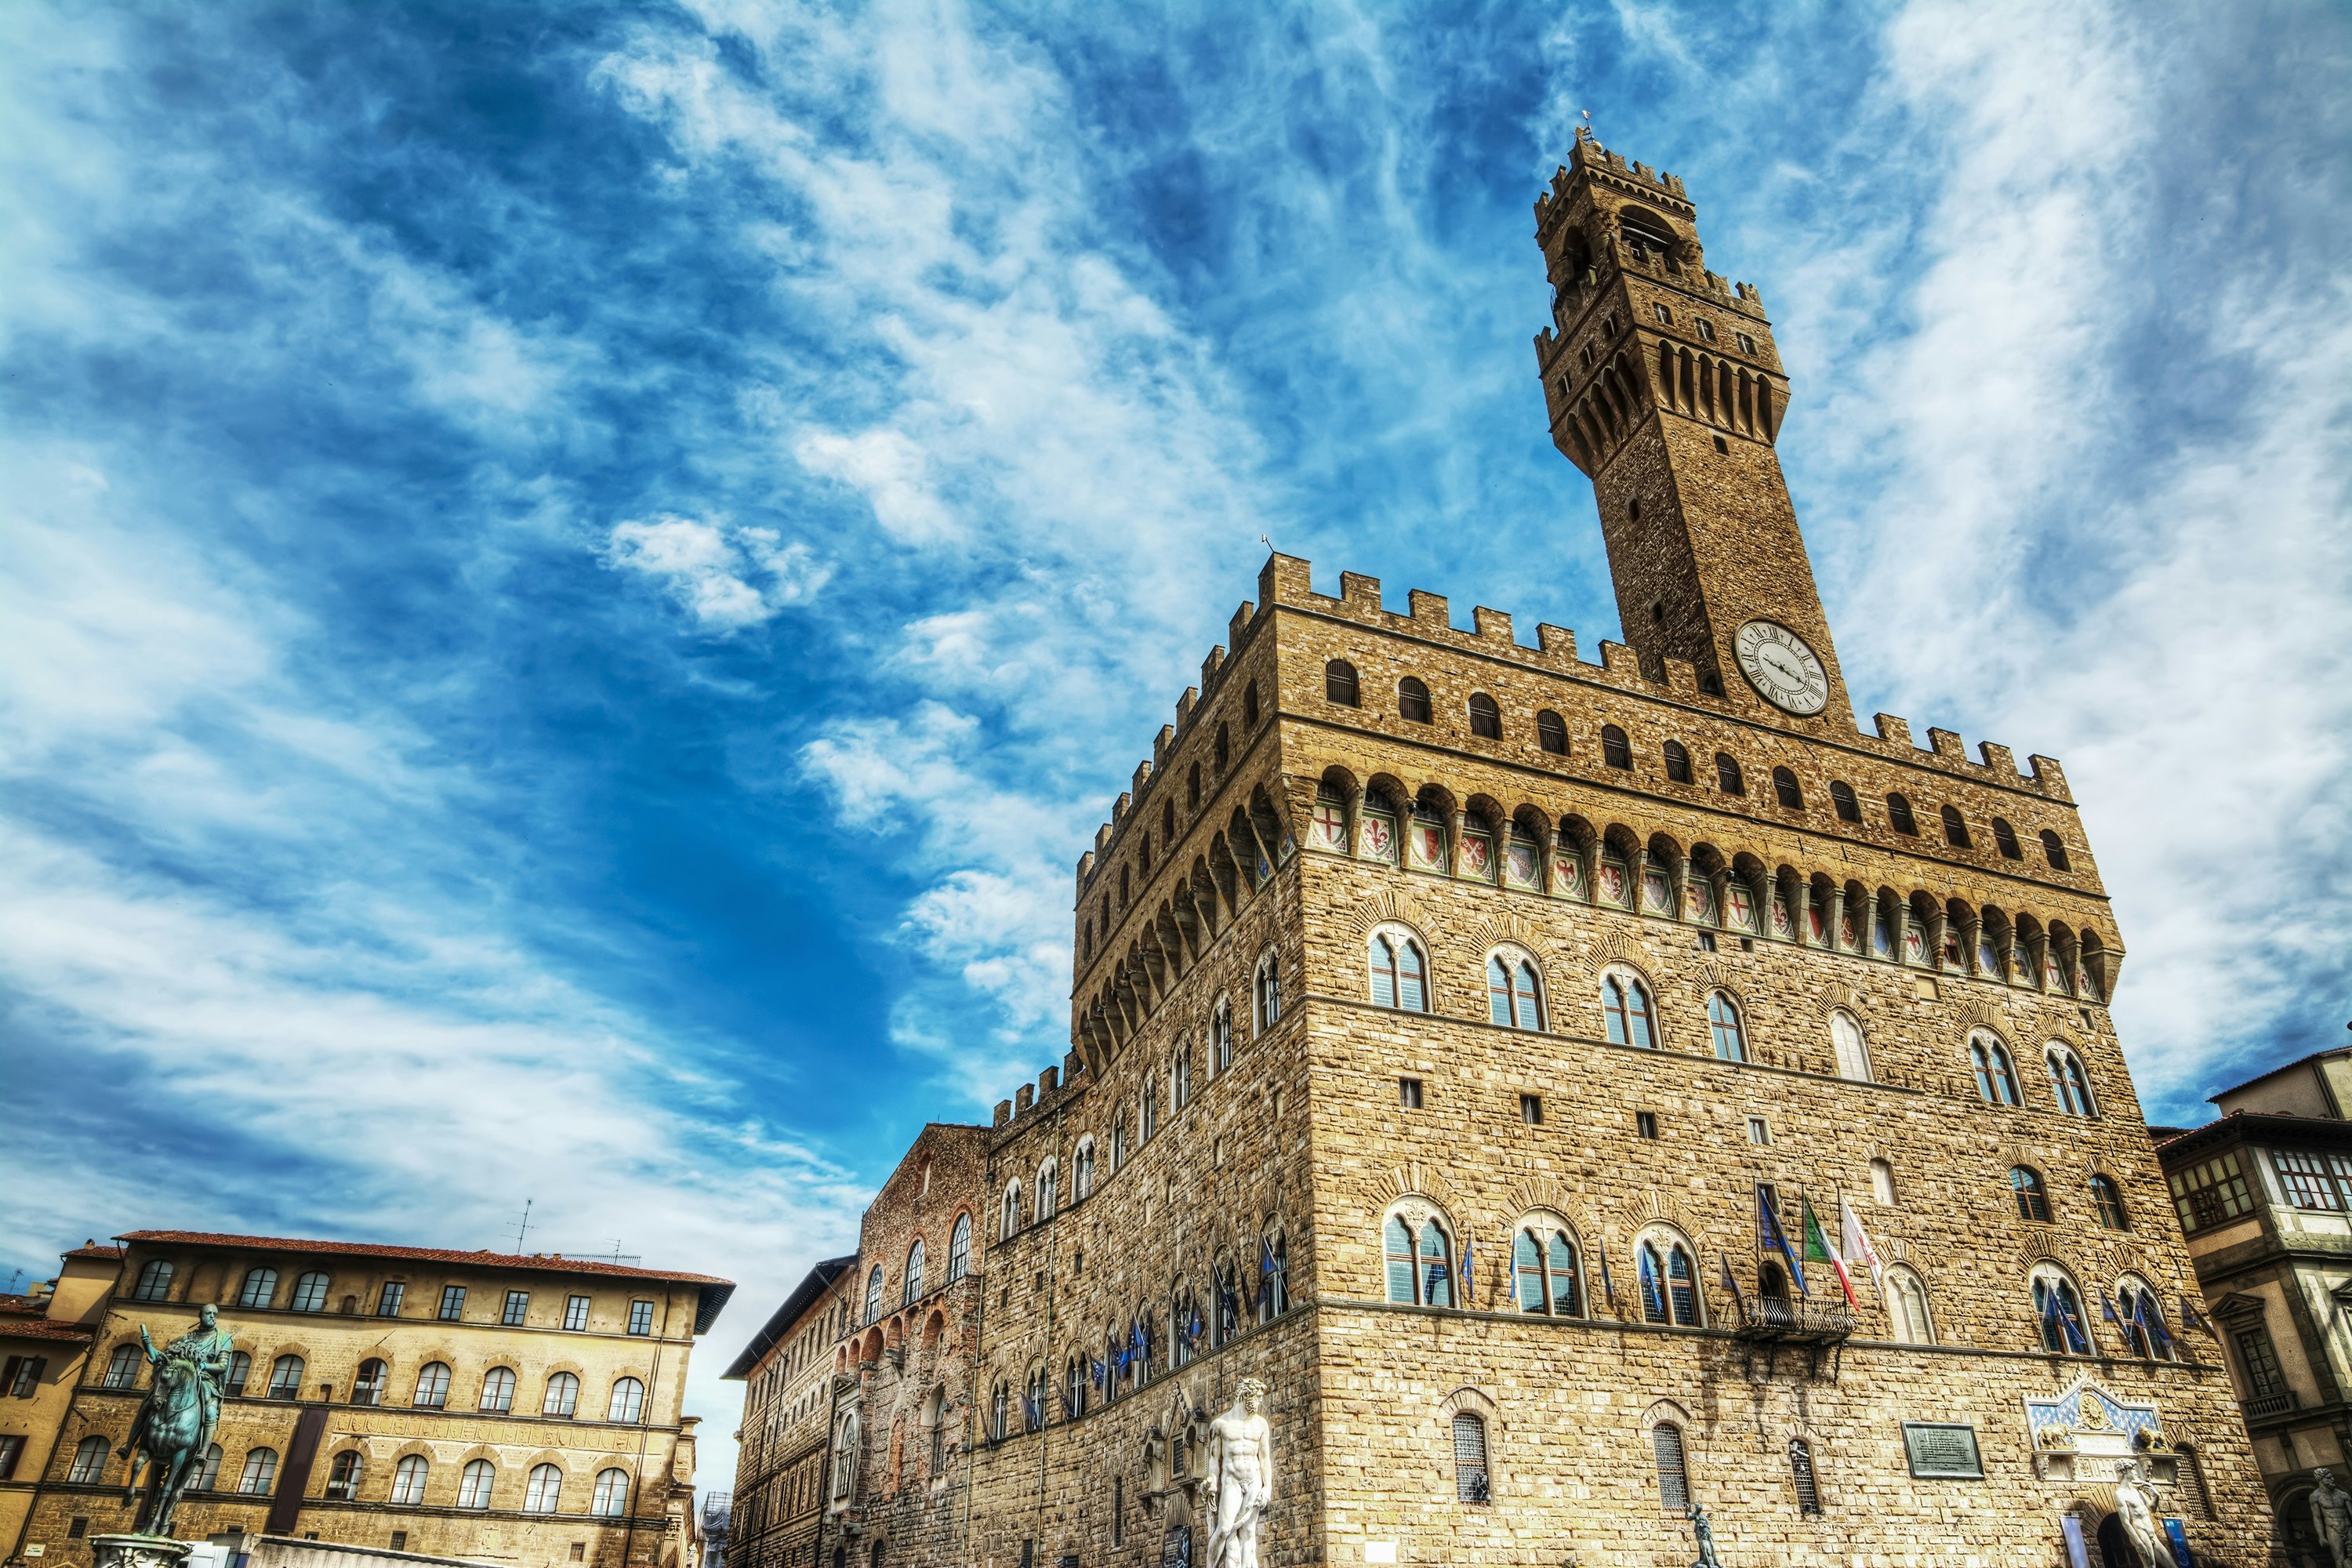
[991,1051,1088,1134]
[1535,132,1767,322]
[1074,554,2075,887]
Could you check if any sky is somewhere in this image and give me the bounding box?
[3,0,2347,1490]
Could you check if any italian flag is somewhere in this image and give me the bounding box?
[1802,1196,1860,1310]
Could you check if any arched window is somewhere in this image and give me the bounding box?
[289,1272,331,1313]
[2040,829,2071,870]
[1173,1047,1191,1109]
[235,1268,278,1309]
[350,1359,387,1407]
[1662,739,1692,782]
[1602,973,1657,1049]
[103,1344,140,1388]
[1830,1011,1871,1082]
[67,1435,110,1485]
[2032,1265,2092,1354]
[1172,1286,1202,1367]
[1142,1076,1160,1139]
[1073,1141,1096,1203]
[2047,1046,2097,1117]
[266,1353,305,1400]
[1214,723,1229,771]
[238,1446,280,1496]
[1601,725,1632,770]
[1536,710,1568,755]
[2116,1276,2176,1360]
[1885,1266,1936,1345]
[1512,1225,1582,1316]
[1486,953,1541,1029]
[1969,1031,2021,1105]
[1382,1214,1453,1307]
[524,1462,563,1513]
[835,1413,864,1500]
[587,1467,626,1519]
[1992,818,2023,858]
[1038,1158,1060,1216]
[1706,993,1747,1062]
[479,1366,515,1413]
[458,1457,495,1509]
[864,1264,886,1324]
[1261,1230,1290,1319]
[1025,1366,1047,1430]
[608,1376,645,1423]
[1940,804,1970,848]
[1638,1235,1701,1326]
[390,1454,429,1505]
[1111,1111,1127,1171]
[223,1351,251,1396]
[1000,1181,1022,1242]
[1829,780,1860,822]
[2009,1166,2053,1223]
[1451,1413,1490,1503]
[1374,931,1421,1020]
[1254,949,1281,1033]
[1886,793,1918,836]
[542,1370,579,1418]
[1870,1158,1897,1207]
[1467,692,1501,739]
[1213,996,1234,1072]
[1187,763,1200,811]
[1397,677,1432,723]
[2090,1174,2131,1230]
[322,1447,359,1500]
[1788,1437,1822,1515]
[988,1380,1009,1440]
[1772,767,1803,809]
[1651,1422,1690,1512]
[1325,660,1359,706]
[191,1443,223,1492]
[948,1214,972,1281]
[131,1259,174,1302]
[1715,752,1744,795]
[902,1240,926,1306]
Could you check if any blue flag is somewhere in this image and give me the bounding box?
[1596,1237,1616,1310]
[1638,1243,1664,1319]
[1720,1255,1745,1312]
[1757,1187,1808,1296]
[1091,1356,1105,1388]
[1458,1235,1473,1308]
[2100,1291,2125,1330]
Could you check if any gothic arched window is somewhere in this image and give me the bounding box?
[1992,817,2023,858]
[1706,992,1747,1062]
[1397,677,1432,724]
[2040,829,2071,870]
[1325,660,1359,706]
[999,1182,1022,1242]
[2090,1174,2131,1231]
[1486,953,1541,1029]
[1536,710,1568,755]
[948,1214,972,1281]
[1369,931,1427,1011]
[1829,780,1860,822]
[1512,1225,1582,1316]
[1940,804,1971,848]
[1467,691,1501,739]
[1213,996,1234,1073]
[865,1264,887,1323]
[1885,1265,1935,1345]
[2047,1046,2097,1118]
[1650,1422,1690,1512]
[1772,766,1802,809]
[1663,739,1692,782]
[903,1240,926,1305]
[1969,1031,2021,1106]
[2009,1166,2053,1223]
[1602,974,1657,1049]
[1601,724,1632,770]
[1382,1214,1453,1307]
[1830,1011,1871,1082]
[2031,1265,2091,1354]
[1715,752,1745,795]
[1254,949,1281,1034]
[1886,793,1918,836]
[1638,1232,1701,1326]
[1452,1413,1490,1503]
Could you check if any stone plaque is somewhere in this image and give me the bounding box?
[1900,1421,1984,1479]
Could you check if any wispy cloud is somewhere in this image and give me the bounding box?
[607,514,832,630]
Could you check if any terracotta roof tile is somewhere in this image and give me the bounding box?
[64,1244,125,1261]
[0,1317,100,1343]
[117,1231,735,1334]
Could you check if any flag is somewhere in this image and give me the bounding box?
[1022,1391,1040,1429]
[2101,1291,2125,1330]
[1596,1236,1617,1312]
[2180,1295,2212,1335]
[1637,1242,1664,1320]
[1839,1200,1885,1295]
[1803,1197,1858,1310]
[1719,1255,1745,1313]
[1091,1356,1105,1389]
[1758,1187,1808,1296]
[2130,1292,2176,1358]
[2042,1286,2090,1355]
[1458,1236,1473,1309]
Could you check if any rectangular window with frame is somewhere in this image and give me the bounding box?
[629,1300,655,1336]
[2273,1151,2342,1210]
[503,1290,531,1327]
[1748,1117,1770,1146]
[2168,1151,2255,1233]
[6,1356,45,1398]
[390,1535,408,1555]
[2234,1324,2288,1400]
[565,1294,592,1332]
[1519,1094,1542,1125]
[1636,1111,1659,1140]
[376,1282,405,1317]
[1399,1077,1424,1110]
[438,1285,466,1322]
[1736,331,1757,354]
[0,1434,23,1480]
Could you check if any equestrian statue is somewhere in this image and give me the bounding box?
[117,1304,235,1539]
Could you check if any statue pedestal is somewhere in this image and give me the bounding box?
[90,1537,196,1568]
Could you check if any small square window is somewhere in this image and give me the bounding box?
[1519,1094,1542,1125]
[1748,1116,1770,1145]
[571,1547,585,1563]
[391,1535,408,1555]
[1736,331,1757,354]
[564,1294,591,1332]
[1636,1111,1660,1140]
[437,1286,466,1322]
[627,1300,655,1336]
[502,1290,530,1327]
[1399,1077,1425,1109]
[1712,434,1730,455]
[70,1519,90,1541]
[1695,318,1715,343]
[1697,931,1717,953]
[1652,302,1673,325]
[376,1282,406,1317]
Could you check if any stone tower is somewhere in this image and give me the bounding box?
[1535,127,1849,724]
[806,134,2278,1568]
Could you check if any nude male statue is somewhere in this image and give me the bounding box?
[2314,1466,2352,1568]
[2111,1457,2165,1568]
[1203,1378,1274,1568]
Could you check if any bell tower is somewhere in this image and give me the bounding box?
[1534,129,1851,727]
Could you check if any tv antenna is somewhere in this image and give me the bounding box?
[509,1199,535,1254]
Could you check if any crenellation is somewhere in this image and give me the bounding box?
[1339,569,1380,609]
[1926,726,1966,761]
[1406,587,1449,627]
[1227,599,1256,650]
[1536,622,1576,659]
[2027,754,2071,800]
[1598,639,1641,678]
[1874,713,1913,748]
[1978,740,2019,782]
[993,1098,1011,1129]
[1014,1083,1034,1116]
[1130,760,1152,797]
[1174,685,1198,730]
[1200,643,1226,690]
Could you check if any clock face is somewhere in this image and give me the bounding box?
[1733,620,1829,714]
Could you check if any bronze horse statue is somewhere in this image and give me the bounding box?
[119,1324,216,1538]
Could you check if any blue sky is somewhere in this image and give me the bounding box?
[3,0,2347,1484]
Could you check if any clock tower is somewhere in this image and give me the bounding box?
[1534,128,1852,727]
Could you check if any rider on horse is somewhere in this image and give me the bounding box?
[119,1304,235,1536]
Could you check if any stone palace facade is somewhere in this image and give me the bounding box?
[782,130,2276,1568]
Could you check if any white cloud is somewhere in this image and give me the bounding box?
[605,514,833,630]
[793,428,957,543]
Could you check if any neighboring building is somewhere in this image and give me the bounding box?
[694,1493,726,1568]
[2,1244,122,1562]
[10,1232,731,1568]
[2155,1046,2352,1564]
[718,1258,855,1568]
[813,128,2274,1567]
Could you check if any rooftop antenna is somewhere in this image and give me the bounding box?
[510,1199,534,1254]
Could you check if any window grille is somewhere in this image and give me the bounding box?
[1467,692,1501,739]
[1397,677,1432,724]
[1715,752,1744,794]
[1772,767,1803,809]
[1324,660,1359,706]
[1451,1414,1490,1501]
[1601,725,1632,769]
[1992,818,2023,858]
[2040,829,2071,869]
[1886,793,1918,835]
[1651,1423,1689,1512]
[1662,740,1691,782]
[1829,780,1860,821]
[1789,1439,1821,1514]
[1536,710,1568,755]
[1940,804,1970,847]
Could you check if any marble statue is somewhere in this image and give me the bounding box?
[1203,1378,1274,1568]
[1143,1424,1170,1497]
[117,1305,234,1539]
[2111,1457,2164,1568]
[2314,1467,2352,1568]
